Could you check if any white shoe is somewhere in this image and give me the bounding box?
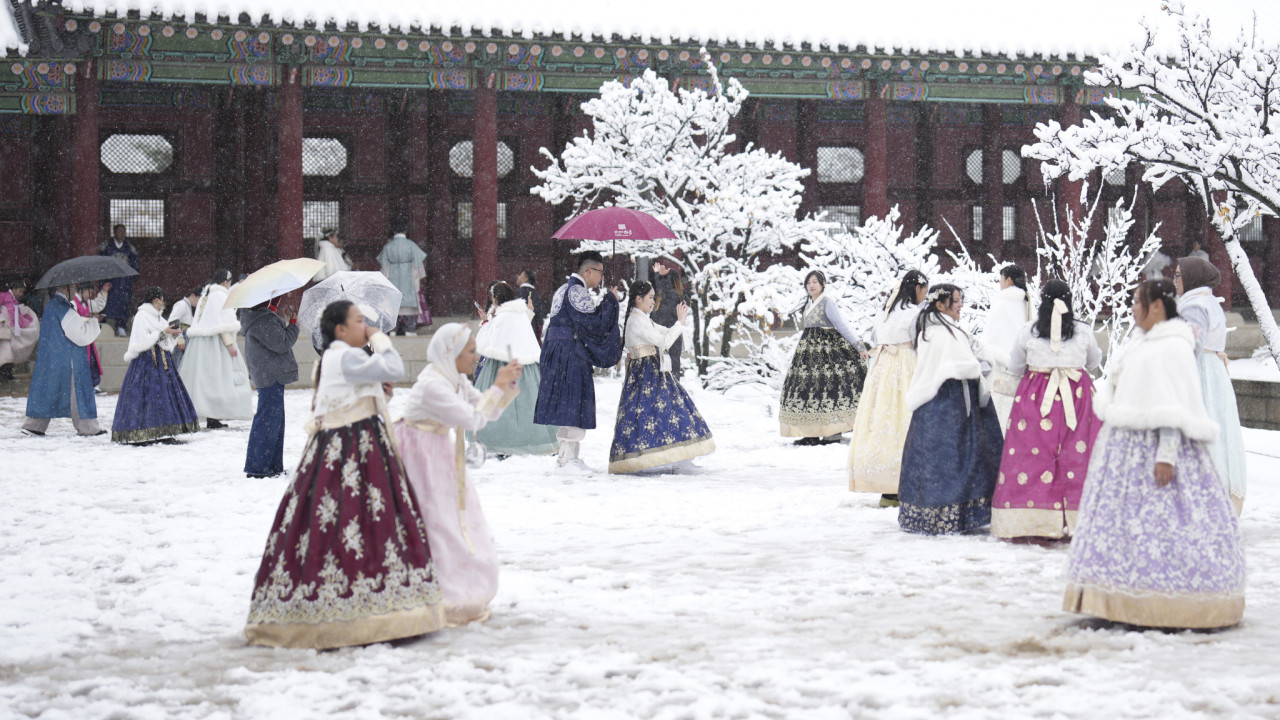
[403,331,417,336]
[556,458,595,475]
[115,327,127,337]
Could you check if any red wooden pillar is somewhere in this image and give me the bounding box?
[277,70,303,262]
[864,83,889,222]
[472,74,499,303]
[1057,93,1085,231]
[69,62,100,259]
[982,105,1003,254]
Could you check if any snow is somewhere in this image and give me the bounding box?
[5,0,1280,58]
[4,378,1280,718]
[1230,357,1280,382]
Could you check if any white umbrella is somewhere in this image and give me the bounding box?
[225,258,325,309]
[299,271,403,348]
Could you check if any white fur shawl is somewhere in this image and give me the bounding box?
[906,316,984,411]
[475,299,541,364]
[981,285,1030,368]
[124,303,178,362]
[1093,318,1218,441]
[188,284,240,337]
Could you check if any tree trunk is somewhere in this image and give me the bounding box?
[692,291,709,377]
[1222,237,1280,367]
[718,292,744,359]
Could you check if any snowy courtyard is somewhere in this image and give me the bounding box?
[2,377,1279,719]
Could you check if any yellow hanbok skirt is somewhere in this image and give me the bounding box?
[847,342,917,494]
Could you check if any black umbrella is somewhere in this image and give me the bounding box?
[34,256,138,290]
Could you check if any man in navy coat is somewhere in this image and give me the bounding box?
[534,251,623,471]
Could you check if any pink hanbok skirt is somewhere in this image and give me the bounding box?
[395,420,499,626]
[991,369,1101,539]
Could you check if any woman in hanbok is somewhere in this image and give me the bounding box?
[312,228,352,282]
[111,287,200,444]
[1176,257,1247,515]
[395,323,522,626]
[848,270,928,506]
[1065,280,1245,629]
[983,265,1031,431]
[609,280,715,473]
[245,300,446,648]
[0,279,39,381]
[472,282,559,456]
[779,271,869,444]
[898,284,1003,534]
[991,280,1102,540]
[179,269,254,428]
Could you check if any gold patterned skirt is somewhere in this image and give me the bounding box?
[778,328,866,437]
[847,343,916,493]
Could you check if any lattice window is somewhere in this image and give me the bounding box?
[819,205,861,233]
[449,141,516,178]
[965,149,983,184]
[1104,166,1127,186]
[971,205,983,241]
[456,202,511,239]
[965,149,1022,185]
[1239,215,1266,242]
[1003,205,1017,242]
[303,201,340,243]
[101,134,173,174]
[816,146,865,183]
[109,199,165,238]
[302,137,348,176]
[1002,150,1022,184]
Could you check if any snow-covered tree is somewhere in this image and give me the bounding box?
[532,50,829,378]
[1031,189,1164,365]
[1023,0,1280,364]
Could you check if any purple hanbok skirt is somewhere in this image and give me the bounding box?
[111,346,200,444]
[1064,425,1245,629]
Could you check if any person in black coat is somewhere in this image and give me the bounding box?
[239,301,300,478]
[517,269,547,343]
[650,259,686,380]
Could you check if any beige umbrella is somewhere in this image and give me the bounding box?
[225,258,325,309]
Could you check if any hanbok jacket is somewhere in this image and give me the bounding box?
[123,303,181,362]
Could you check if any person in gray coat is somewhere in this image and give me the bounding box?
[240,301,300,478]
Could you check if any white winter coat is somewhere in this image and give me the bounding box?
[123,303,180,362]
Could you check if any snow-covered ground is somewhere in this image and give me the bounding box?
[1230,356,1280,383]
[3,378,1279,719]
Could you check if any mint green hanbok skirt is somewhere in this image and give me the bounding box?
[471,359,560,456]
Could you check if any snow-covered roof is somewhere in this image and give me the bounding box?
[4,0,1279,60]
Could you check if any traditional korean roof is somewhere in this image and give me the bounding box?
[5,0,1277,59]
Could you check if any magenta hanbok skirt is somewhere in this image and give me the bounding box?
[395,419,500,627]
[991,369,1101,539]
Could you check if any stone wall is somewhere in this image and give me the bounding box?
[1232,379,1280,431]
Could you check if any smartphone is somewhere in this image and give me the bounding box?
[474,301,485,314]
[168,320,181,329]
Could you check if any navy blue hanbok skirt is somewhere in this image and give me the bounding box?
[111,345,201,444]
[608,353,714,473]
[898,378,1003,534]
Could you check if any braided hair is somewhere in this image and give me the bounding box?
[1137,279,1180,321]
[1033,279,1076,342]
[622,279,653,349]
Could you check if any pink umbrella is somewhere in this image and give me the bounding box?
[551,206,677,256]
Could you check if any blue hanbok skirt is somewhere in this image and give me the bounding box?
[1196,353,1246,513]
[898,378,1003,534]
[608,352,714,473]
[471,359,560,456]
[111,345,200,444]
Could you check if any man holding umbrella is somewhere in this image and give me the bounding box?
[23,282,105,436]
[533,251,624,472]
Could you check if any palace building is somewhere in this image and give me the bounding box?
[2,0,1276,312]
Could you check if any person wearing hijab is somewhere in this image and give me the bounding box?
[1176,256,1247,514]
[0,279,39,381]
[848,270,928,506]
[982,265,1032,431]
[472,282,560,456]
[394,323,522,626]
[1065,280,1244,629]
[111,287,200,444]
[779,270,869,444]
[991,280,1102,540]
[897,285,1003,534]
[179,269,254,429]
[608,280,715,473]
[245,300,446,648]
